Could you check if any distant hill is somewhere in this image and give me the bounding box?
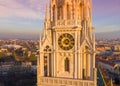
[95,30,120,40]
[0,33,39,40]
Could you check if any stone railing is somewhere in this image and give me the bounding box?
[51,19,81,27]
[39,77,94,86]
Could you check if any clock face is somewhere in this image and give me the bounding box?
[58,33,75,50]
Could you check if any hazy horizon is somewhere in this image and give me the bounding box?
[0,0,120,39]
[0,31,120,40]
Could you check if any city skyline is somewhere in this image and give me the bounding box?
[0,0,120,39]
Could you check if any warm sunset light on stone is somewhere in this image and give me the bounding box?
[37,0,97,86]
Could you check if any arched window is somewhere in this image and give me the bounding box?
[85,46,89,53]
[79,4,82,19]
[65,58,70,72]
[60,7,63,20]
[57,6,63,20]
[43,45,52,77]
[44,45,51,52]
[44,56,47,76]
[52,5,55,21]
[67,4,70,19]
[57,7,60,20]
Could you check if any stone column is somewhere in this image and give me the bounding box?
[40,53,44,76]
[91,54,94,80]
[54,6,57,25]
[53,31,56,77]
[70,5,72,20]
[86,53,88,79]
[82,52,85,79]
[78,52,80,78]
[51,53,54,76]
[87,53,91,79]
[77,31,81,79]
[53,52,56,77]
[63,5,67,20]
[94,68,97,86]
[47,54,49,76]
[37,55,40,85]
[74,32,78,78]
[74,3,78,25]
[80,51,83,79]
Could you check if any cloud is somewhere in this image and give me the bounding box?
[0,0,48,20]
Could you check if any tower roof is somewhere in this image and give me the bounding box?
[45,4,49,21]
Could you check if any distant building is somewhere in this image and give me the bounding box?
[113,45,120,51]
[0,61,36,75]
[0,48,8,52]
[112,45,120,55]
[2,44,22,49]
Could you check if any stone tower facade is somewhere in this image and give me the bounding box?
[37,0,97,86]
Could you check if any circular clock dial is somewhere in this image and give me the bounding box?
[58,33,75,50]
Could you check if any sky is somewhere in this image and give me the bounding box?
[0,0,120,39]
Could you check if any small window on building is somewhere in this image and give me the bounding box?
[65,58,70,72]
[52,5,55,21]
[44,56,48,76]
[67,4,70,19]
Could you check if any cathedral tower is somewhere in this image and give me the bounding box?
[37,0,97,86]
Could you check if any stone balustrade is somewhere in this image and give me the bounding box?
[39,77,94,86]
[51,20,82,27]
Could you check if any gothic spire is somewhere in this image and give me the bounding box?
[45,4,49,21]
